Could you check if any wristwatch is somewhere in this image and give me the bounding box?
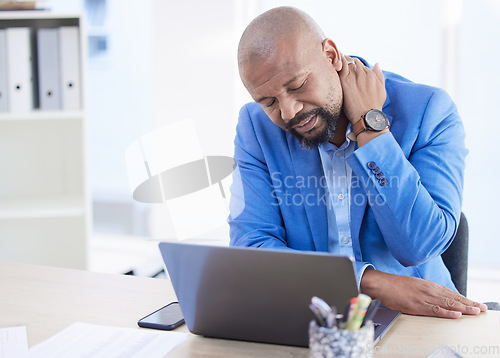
[352,109,390,137]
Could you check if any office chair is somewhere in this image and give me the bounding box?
[441,212,468,296]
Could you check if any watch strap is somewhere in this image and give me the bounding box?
[353,117,368,137]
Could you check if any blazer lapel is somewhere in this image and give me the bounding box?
[286,135,328,252]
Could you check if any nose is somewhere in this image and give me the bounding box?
[280,97,303,122]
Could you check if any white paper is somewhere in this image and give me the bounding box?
[27,322,188,358]
[0,326,29,358]
[427,344,463,358]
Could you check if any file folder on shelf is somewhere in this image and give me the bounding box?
[6,27,33,112]
[37,28,61,110]
[59,26,81,110]
[0,29,8,112]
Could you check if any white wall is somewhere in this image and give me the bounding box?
[150,1,240,158]
[146,0,244,241]
[458,0,500,268]
[88,0,154,199]
[259,0,443,88]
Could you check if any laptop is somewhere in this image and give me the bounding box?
[159,242,400,347]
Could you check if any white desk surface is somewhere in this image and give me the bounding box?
[1,261,498,358]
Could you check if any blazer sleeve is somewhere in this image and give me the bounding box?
[346,89,467,267]
[228,104,291,250]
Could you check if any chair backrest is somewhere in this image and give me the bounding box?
[441,212,468,296]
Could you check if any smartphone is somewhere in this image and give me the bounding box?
[137,302,185,330]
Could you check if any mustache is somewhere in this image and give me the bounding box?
[285,108,323,131]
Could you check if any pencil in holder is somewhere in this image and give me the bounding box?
[308,320,374,358]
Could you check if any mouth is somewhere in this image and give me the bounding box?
[293,114,318,133]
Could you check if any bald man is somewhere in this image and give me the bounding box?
[229,7,487,318]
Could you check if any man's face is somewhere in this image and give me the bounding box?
[240,37,343,148]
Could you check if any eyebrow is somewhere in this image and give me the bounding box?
[255,75,301,104]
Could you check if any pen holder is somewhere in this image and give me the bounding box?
[308,321,374,358]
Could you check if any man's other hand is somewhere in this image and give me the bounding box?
[360,269,488,318]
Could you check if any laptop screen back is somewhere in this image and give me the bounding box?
[159,242,359,347]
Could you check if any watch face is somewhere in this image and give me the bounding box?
[365,109,389,131]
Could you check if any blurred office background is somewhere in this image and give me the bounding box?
[42,0,498,295]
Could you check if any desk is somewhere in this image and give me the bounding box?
[1,262,498,358]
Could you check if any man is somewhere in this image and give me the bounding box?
[229,6,487,318]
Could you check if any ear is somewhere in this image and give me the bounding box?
[322,38,342,71]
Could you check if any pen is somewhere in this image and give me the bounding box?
[310,297,341,328]
[311,297,333,327]
[361,298,381,327]
[326,306,337,328]
[309,303,327,327]
[311,296,332,316]
[347,296,358,322]
[346,294,372,331]
[339,300,351,329]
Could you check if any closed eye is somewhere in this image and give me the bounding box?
[289,79,307,92]
[266,99,276,108]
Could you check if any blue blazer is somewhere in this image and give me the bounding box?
[228,65,467,291]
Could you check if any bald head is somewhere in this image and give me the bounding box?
[238,7,325,70]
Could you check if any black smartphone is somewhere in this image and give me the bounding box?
[137,302,185,330]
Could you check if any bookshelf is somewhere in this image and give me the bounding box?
[0,11,89,269]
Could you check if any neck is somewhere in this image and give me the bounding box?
[329,113,349,147]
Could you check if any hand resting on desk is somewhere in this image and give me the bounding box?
[360,270,488,318]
